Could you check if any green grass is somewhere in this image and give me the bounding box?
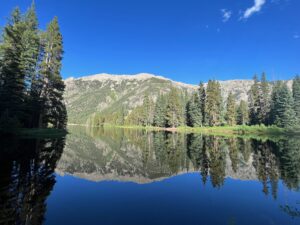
[101,124,300,136]
[177,125,285,135]
[68,124,300,140]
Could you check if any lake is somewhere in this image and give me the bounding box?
[1,126,300,225]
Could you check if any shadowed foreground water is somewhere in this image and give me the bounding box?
[1,126,300,225]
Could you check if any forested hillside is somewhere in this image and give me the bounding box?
[64,73,256,125]
[64,73,299,129]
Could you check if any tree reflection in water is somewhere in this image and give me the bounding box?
[0,137,65,225]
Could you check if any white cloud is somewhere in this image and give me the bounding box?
[243,0,266,19]
[221,9,232,22]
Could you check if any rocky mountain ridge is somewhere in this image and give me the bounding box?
[64,73,291,124]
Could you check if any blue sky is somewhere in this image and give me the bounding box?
[0,0,299,84]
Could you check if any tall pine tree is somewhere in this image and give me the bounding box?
[198,82,206,125]
[270,81,295,128]
[165,88,183,128]
[205,80,222,126]
[187,93,202,127]
[248,75,260,125]
[153,94,166,127]
[225,92,236,126]
[292,75,300,123]
[257,73,270,124]
[0,8,26,125]
[39,17,67,129]
[236,100,249,125]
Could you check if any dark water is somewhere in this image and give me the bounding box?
[1,127,300,225]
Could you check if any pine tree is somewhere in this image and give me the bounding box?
[141,94,151,126]
[187,93,202,127]
[205,80,222,126]
[236,100,249,125]
[153,94,166,127]
[0,8,26,125]
[39,17,66,129]
[270,81,295,128]
[165,88,183,128]
[292,75,300,122]
[248,75,260,125]
[198,82,206,124]
[23,3,42,127]
[225,92,236,126]
[257,73,270,124]
[22,2,40,92]
[0,4,67,131]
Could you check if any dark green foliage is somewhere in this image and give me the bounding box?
[292,75,300,121]
[153,94,167,127]
[270,81,295,128]
[39,17,66,129]
[198,82,206,124]
[205,80,222,126]
[0,5,67,130]
[257,73,271,124]
[248,75,260,125]
[0,8,26,124]
[248,73,270,125]
[225,92,236,126]
[236,100,249,125]
[186,93,202,127]
[165,88,184,128]
[140,94,154,126]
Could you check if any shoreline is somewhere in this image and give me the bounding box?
[67,124,299,136]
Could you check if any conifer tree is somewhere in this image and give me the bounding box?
[225,92,236,126]
[0,5,67,131]
[257,73,270,124]
[165,88,183,128]
[153,94,166,127]
[23,3,42,127]
[292,75,300,121]
[270,81,295,128]
[186,93,202,127]
[248,75,260,125]
[205,80,222,126]
[39,17,67,129]
[141,94,151,126]
[0,8,26,125]
[198,82,206,124]
[236,100,249,125]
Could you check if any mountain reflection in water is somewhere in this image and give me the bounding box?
[1,126,300,225]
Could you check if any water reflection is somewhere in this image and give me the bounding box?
[0,137,66,225]
[58,127,300,195]
[1,127,300,225]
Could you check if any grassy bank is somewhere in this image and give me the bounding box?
[101,124,300,136]
[0,128,68,138]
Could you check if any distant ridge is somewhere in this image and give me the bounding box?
[65,73,198,90]
[64,72,292,125]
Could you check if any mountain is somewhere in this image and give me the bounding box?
[64,73,256,125]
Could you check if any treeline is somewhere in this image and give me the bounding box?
[120,73,300,129]
[0,3,67,131]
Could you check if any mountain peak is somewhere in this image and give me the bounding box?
[65,73,169,82]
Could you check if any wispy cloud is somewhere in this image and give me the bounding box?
[243,0,266,19]
[221,9,232,22]
[293,34,300,39]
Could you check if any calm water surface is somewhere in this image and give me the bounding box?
[1,126,300,225]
